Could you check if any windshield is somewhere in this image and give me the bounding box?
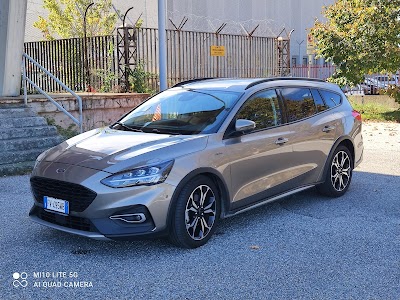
[113,89,242,135]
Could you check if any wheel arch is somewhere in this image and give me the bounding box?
[318,136,355,183]
[166,168,231,228]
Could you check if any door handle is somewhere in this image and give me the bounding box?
[275,137,289,145]
[322,125,335,132]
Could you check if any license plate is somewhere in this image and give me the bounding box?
[43,196,69,215]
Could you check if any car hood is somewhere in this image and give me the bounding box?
[43,127,209,173]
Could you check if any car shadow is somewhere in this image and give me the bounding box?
[34,169,399,257]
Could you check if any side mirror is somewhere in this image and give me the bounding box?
[235,119,256,133]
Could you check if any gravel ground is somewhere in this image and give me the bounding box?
[358,122,400,175]
[1,121,399,300]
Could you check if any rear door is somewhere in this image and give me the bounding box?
[277,87,340,185]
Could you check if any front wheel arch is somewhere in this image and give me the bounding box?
[168,175,221,248]
[167,168,230,230]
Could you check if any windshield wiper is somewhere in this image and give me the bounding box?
[144,128,181,135]
[112,122,143,132]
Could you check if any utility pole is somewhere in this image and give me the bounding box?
[158,0,167,91]
[0,0,28,96]
[296,40,304,66]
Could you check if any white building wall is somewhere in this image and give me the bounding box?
[167,0,333,65]
[25,0,333,64]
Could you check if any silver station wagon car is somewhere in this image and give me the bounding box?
[29,78,363,248]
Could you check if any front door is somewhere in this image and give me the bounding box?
[224,89,297,210]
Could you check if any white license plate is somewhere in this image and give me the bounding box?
[43,196,69,215]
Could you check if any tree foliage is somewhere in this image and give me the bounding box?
[33,0,118,40]
[311,0,400,86]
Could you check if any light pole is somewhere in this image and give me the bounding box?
[123,7,134,26]
[296,40,304,66]
[158,0,167,91]
[123,7,134,91]
[83,2,94,91]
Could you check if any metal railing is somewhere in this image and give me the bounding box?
[22,53,83,133]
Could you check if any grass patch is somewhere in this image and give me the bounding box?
[348,96,400,122]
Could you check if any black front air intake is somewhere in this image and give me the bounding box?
[30,176,97,212]
[30,206,95,232]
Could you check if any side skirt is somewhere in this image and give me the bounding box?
[223,185,315,218]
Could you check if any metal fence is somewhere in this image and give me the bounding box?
[165,30,278,83]
[291,65,336,80]
[24,35,117,93]
[24,27,279,93]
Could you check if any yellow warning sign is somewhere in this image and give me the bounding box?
[210,45,226,56]
[306,31,316,55]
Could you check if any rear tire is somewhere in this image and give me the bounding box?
[317,145,353,197]
[169,175,219,248]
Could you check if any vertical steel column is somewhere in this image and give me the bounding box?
[158,0,167,91]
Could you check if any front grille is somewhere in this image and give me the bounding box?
[30,176,97,212]
[36,208,94,232]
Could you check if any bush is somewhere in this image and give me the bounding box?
[128,61,156,94]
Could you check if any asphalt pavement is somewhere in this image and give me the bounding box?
[1,122,399,300]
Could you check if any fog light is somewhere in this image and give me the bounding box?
[109,213,146,223]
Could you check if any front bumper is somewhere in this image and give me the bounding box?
[29,209,110,240]
[29,162,177,240]
[29,204,167,240]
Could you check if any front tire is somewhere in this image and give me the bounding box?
[317,145,353,197]
[169,176,219,248]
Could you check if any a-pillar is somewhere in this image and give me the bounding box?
[0,0,27,96]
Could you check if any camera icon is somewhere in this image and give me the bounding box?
[13,272,28,288]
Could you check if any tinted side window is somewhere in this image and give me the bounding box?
[237,89,281,130]
[280,88,316,122]
[319,90,342,108]
[310,89,327,112]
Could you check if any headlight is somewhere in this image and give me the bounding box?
[101,160,174,188]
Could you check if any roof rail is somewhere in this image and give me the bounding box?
[245,77,326,90]
[172,78,215,88]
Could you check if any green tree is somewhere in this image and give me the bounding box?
[34,0,118,40]
[311,0,400,86]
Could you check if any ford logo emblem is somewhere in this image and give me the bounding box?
[56,168,66,173]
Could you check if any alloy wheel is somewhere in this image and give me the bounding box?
[185,184,216,241]
[330,150,351,192]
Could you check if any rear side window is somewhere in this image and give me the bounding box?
[310,89,327,112]
[319,90,342,108]
[280,88,316,122]
[236,89,282,130]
